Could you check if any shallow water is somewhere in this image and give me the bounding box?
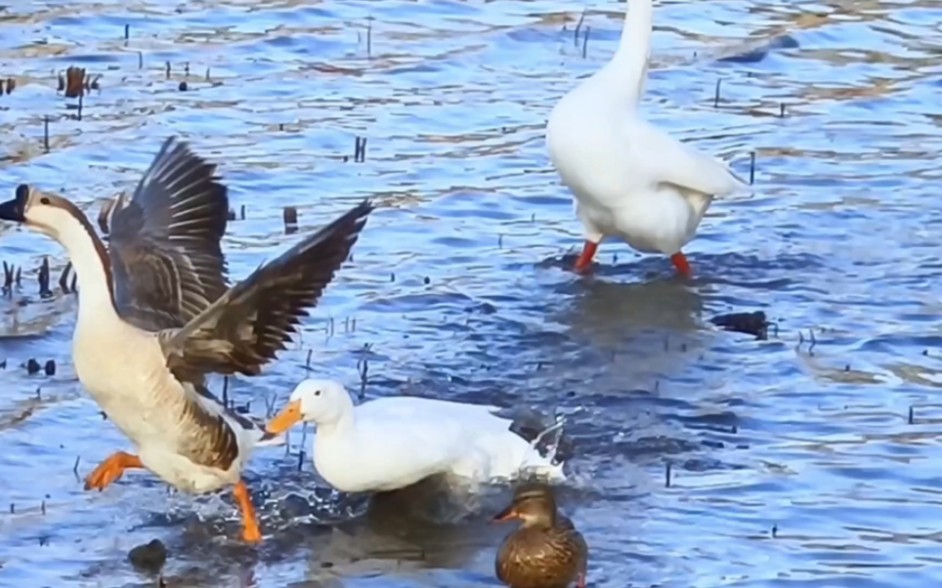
[2,0,942,586]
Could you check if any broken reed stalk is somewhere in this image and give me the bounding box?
[353,137,367,162]
[582,26,590,58]
[283,206,298,235]
[573,9,585,44]
[749,151,756,185]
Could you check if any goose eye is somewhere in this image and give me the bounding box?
[314,390,321,396]
[40,197,50,205]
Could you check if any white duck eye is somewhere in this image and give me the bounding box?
[314,390,321,396]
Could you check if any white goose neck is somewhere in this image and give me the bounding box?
[54,209,119,327]
[601,0,654,105]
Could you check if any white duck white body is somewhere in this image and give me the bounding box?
[546,0,748,267]
[281,380,565,493]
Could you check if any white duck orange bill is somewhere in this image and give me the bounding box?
[266,400,303,434]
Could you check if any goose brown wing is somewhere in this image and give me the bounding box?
[161,199,372,381]
[108,137,230,331]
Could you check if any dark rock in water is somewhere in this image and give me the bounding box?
[280,493,316,518]
[128,539,167,574]
[710,311,769,340]
[44,360,56,376]
[26,358,40,374]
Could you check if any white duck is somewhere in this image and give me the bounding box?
[0,138,373,542]
[546,0,749,276]
[265,380,565,493]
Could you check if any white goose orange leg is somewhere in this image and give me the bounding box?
[670,251,692,277]
[573,240,599,273]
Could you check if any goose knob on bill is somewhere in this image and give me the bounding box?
[265,379,566,493]
[545,0,750,277]
[493,482,588,588]
[0,138,373,543]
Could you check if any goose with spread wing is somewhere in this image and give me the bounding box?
[0,137,373,543]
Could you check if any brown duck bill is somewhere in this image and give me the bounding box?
[0,184,28,223]
[265,400,303,435]
[492,504,519,523]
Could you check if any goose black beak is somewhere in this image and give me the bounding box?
[0,184,29,223]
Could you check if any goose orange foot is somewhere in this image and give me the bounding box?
[84,451,143,491]
[670,252,692,278]
[234,480,262,544]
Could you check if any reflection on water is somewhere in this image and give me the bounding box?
[1,0,942,586]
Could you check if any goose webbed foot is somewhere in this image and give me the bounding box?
[84,451,143,491]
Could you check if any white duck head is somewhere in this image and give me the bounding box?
[266,379,353,434]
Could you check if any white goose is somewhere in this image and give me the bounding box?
[546,0,748,276]
[0,138,373,542]
[265,380,565,493]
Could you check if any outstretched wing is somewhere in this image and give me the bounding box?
[161,199,373,382]
[108,137,230,330]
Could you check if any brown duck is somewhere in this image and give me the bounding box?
[494,483,588,588]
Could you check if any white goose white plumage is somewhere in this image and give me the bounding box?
[0,138,373,543]
[266,380,565,493]
[546,0,749,276]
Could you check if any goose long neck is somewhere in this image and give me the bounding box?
[606,0,654,104]
[56,208,118,326]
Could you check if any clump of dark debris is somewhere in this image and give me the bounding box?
[710,310,771,340]
[128,539,167,574]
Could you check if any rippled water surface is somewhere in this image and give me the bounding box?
[2,0,942,586]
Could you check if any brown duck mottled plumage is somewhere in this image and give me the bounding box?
[494,483,588,588]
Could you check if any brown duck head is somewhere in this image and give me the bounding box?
[493,482,558,529]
